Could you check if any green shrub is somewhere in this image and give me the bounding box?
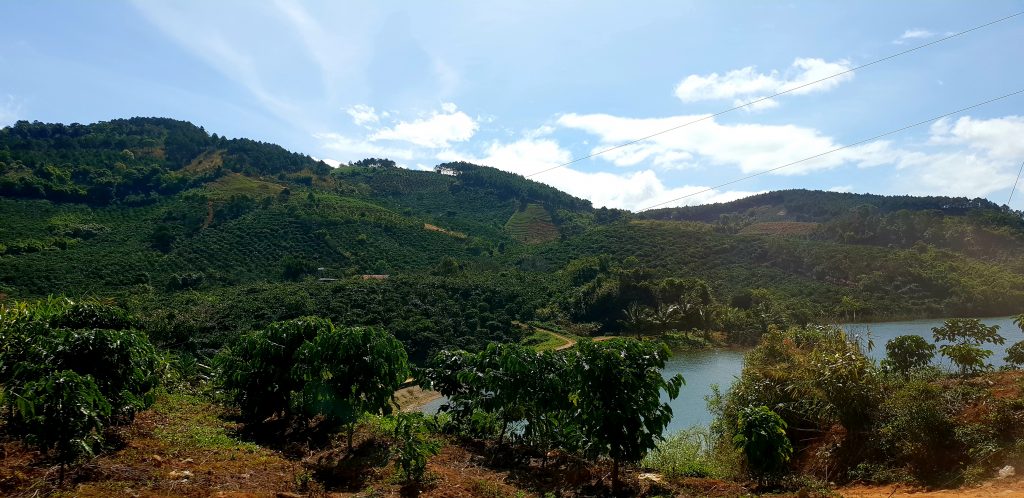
[293,325,409,449]
[216,317,410,449]
[392,412,441,483]
[14,370,111,483]
[0,298,161,424]
[732,405,793,480]
[570,338,683,491]
[881,335,935,374]
[642,426,739,479]
[215,316,328,421]
[932,319,1004,375]
[875,379,957,481]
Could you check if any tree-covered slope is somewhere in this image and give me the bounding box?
[2,117,1024,326]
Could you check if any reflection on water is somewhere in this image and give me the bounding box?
[660,348,747,434]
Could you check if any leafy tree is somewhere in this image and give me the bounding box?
[0,299,160,424]
[732,405,793,481]
[1006,341,1024,367]
[570,338,683,492]
[14,370,111,484]
[1005,315,1024,366]
[215,317,327,421]
[881,335,936,374]
[931,318,1004,375]
[392,412,441,484]
[292,325,409,450]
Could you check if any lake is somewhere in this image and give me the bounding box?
[661,316,1023,433]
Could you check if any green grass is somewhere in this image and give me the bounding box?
[521,328,570,351]
[150,392,261,452]
[203,172,284,200]
[641,426,740,479]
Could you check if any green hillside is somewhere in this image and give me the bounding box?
[2,117,1024,352]
[504,203,559,244]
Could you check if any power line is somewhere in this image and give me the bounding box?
[1010,160,1024,205]
[638,88,1024,211]
[525,11,1024,179]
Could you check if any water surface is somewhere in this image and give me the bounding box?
[662,316,1022,432]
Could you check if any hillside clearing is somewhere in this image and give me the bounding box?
[504,203,559,244]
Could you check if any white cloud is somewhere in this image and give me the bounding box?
[557,112,868,174]
[827,185,854,193]
[312,156,343,168]
[894,28,935,44]
[892,116,1024,197]
[314,132,416,162]
[673,57,854,106]
[438,137,756,210]
[370,103,478,148]
[346,104,380,127]
[928,116,1024,161]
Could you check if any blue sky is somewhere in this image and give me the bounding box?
[2,1,1023,210]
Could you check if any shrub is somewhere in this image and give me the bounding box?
[571,338,683,492]
[732,405,793,481]
[216,317,410,450]
[1005,341,1024,367]
[392,412,441,483]
[875,379,957,481]
[14,370,111,483]
[215,317,329,421]
[881,335,935,374]
[293,325,409,449]
[0,299,161,424]
[932,319,1004,375]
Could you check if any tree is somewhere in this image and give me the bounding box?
[392,412,441,484]
[732,405,793,482]
[293,325,409,450]
[931,318,1004,375]
[14,370,111,484]
[570,338,683,493]
[620,302,653,338]
[881,335,936,374]
[215,317,328,421]
[1007,316,1024,367]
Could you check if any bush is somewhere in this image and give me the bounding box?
[642,426,739,479]
[881,335,935,374]
[293,325,409,449]
[215,317,328,421]
[932,319,1004,375]
[14,370,111,483]
[216,317,410,449]
[732,406,793,480]
[875,379,957,481]
[0,298,161,424]
[392,412,441,483]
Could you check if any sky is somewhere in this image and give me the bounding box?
[1,1,1023,211]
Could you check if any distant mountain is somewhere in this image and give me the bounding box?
[2,117,1023,323]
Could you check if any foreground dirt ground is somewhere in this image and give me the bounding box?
[0,391,749,497]
[839,479,1024,497]
[4,390,1023,497]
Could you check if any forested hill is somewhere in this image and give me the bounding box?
[2,117,1024,351]
[642,189,1015,223]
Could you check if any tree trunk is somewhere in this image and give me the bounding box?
[347,422,354,452]
[611,458,620,495]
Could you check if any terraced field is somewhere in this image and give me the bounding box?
[504,203,559,244]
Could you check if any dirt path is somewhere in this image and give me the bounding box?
[395,384,442,412]
[839,477,1024,497]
